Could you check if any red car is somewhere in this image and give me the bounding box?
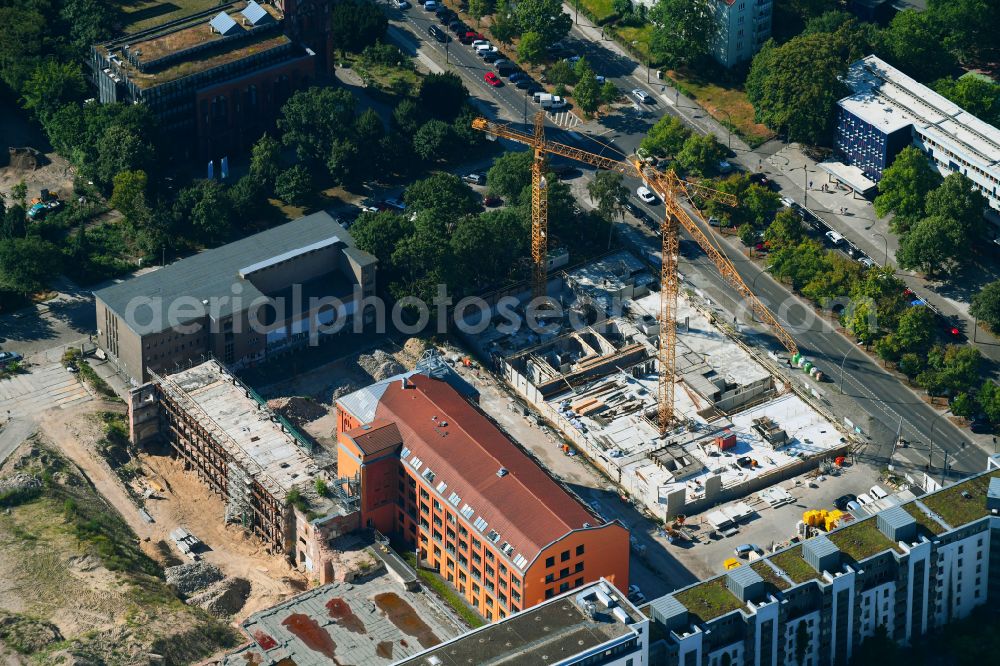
[460,31,484,44]
[484,72,502,87]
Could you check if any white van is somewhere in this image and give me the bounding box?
[870,485,888,500]
[542,96,566,110]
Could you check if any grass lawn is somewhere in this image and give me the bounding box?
[673,578,744,623]
[342,54,423,97]
[576,0,617,23]
[751,560,790,591]
[921,470,1000,529]
[770,546,821,584]
[665,68,775,148]
[611,24,655,64]
[402,551,486,629]
[121,0,220,34]
[828,520,900,562]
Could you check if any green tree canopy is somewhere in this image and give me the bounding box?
[518,31,547,64]
[933,76,1000,127]
[330,0,388,54]
[896,214,966,275]
[971,280,1000,332]
[875,305,936,362]
[109,170,149,230]
[676,133,727,176]
[278,87,357,164]
[404,173,481,217]
[514,0,571,48]
[419,72,470,121]
[275,165,313,206]
[450,208,527,289]
[0,236,61,296]
[327,138,363,187]
[649,0,716,68]
[21,60,86,125]
[746,33,848,145]
[917,344,982,397]
[873,146,941,233]
[351,210,414,271]
[92,125,155,191]
[763,208,806,250]
[641,115,691,158]
[587,171,630,222]
[487,150,533,203]
[413,120,455,162]
[924,172,987,237]
[883,9,956,83]
[572,59,601,115]
[250,133,281,190]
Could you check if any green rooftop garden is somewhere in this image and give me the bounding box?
[769,546,821,584]
[921,470,1000,529]
[903,502,945,536]
[673,578,744,623]
[828,519,899,562]
[751,560,790,591]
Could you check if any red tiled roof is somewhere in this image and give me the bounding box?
[344,419,403,457]
[372,374,597,562]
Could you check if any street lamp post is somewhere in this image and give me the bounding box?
[719,109,732,151]
[872,232,888,267]
[801,165,809,209]
[839,346,854,394]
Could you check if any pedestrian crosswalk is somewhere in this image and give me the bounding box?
[547,110,581,128]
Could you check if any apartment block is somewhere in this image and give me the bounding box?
[396,578,650,666]
[335,371,631,621]
[95,211,376,384]
[836,55,1000,218]
[91,0,332,160]
[711,0,773,69]
[643,461,1000,666]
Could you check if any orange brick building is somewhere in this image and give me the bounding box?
[336,372,630,621]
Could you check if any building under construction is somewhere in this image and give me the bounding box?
[129,360,360,580]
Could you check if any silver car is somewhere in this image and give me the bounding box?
[631,88,652,103]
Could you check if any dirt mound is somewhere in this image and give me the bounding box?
[357,350,405,381]
[165,562,224,597]
[187,577,251,617]
[398,338,428,368]
[0,611,62,655]
[0,473,42,494]
[267,396,328,424]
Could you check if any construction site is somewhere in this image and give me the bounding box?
[130,360,362,583]
[462,251,849,523]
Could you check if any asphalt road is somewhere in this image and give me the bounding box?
[387,5,986,479]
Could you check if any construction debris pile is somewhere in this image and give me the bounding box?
[267,396,328,425]
[357,350,405,381]
[166,562,250,616]
[166,562,224,596]
[0,473,42,495]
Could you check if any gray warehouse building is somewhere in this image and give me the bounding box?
[95,211,376,384]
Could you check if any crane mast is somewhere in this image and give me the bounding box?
[472,114,798,436]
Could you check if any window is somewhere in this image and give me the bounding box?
[574,562,584,573]
[561,550,570,562]
[574,577,584,588]
[560,567,569,579]
[576,545,585,556]
[545,556,555,567]
[486,551,495,562]
[545,588,554,599]
[559,582,569,593]
[545,573,554,583]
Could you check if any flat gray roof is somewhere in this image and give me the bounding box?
[94,211,365,334]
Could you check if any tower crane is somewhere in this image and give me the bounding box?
[471,113,799,436]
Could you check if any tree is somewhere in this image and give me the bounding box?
[413,120,455,162]
[677,133,727,175]
[979,381,1000,424]
[469,0,491,25]
[21,60,86,125]
[326,138,362,187]
[250,133,281,190]
[918,344,983,397]
[228,175,267,221]
[187,180,234,241]
[518,31,547,64]
[649,0,716,68]
[278,87,357,164]
[419,72,469,121]
[933,76,1000,127]
[404,173,481,217]
[275,165,313,206]
[450,209,527,289]
[515,0,571,47]
[393,98,424,134]
[928,0,1000,64]
[60,0,119,49]
[92,125,154,190]
[951,392,975,419]
[896,214,966,275]
[740,184,781,228]
[547,60,578,86]
[0,237,61,296]
[883,10,956,83]
[109,170,149,230]
[350,210,413,270]
[492,8,519,45]
[972,280,1000,332]
[641,115,691,158]
[600,80,619,104]
[769,239,829,291]
[487,150,533,203]
[801,252,860,304]
[876,305,936,362]
[587,171,630,222]
[746,33,848,145]
[763,208,806,249]
[572,60,601,114]
[329,0,388,54]
[873,146,941,233]
[924,173,987,238]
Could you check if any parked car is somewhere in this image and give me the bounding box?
[483,194,502,207]
[481,50,501,64]
[423,0,437,10]
[857,493,874,506]
[858,256,876,269]
[392,0,410,8]
[515,78,536,89]
[462,173,486,185]
[0,350,23,368]
[624,201,643,219]
[471,39,490,49]
[834,494,857,511]
[780,195,797,208]
[870,485,888,500]
[628,585,644,603]
[825,230,845,245]
[846,500,862,512]
[636,186,658,204]
[427,24,448,42]
[631,88,652,104]
[493,59,514,70]
[717,160,733,174]
[508,71,527,82]
[449,21,468,34]
[484,72,502,87]
[384,197,406,210]
[437,8,455,22]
